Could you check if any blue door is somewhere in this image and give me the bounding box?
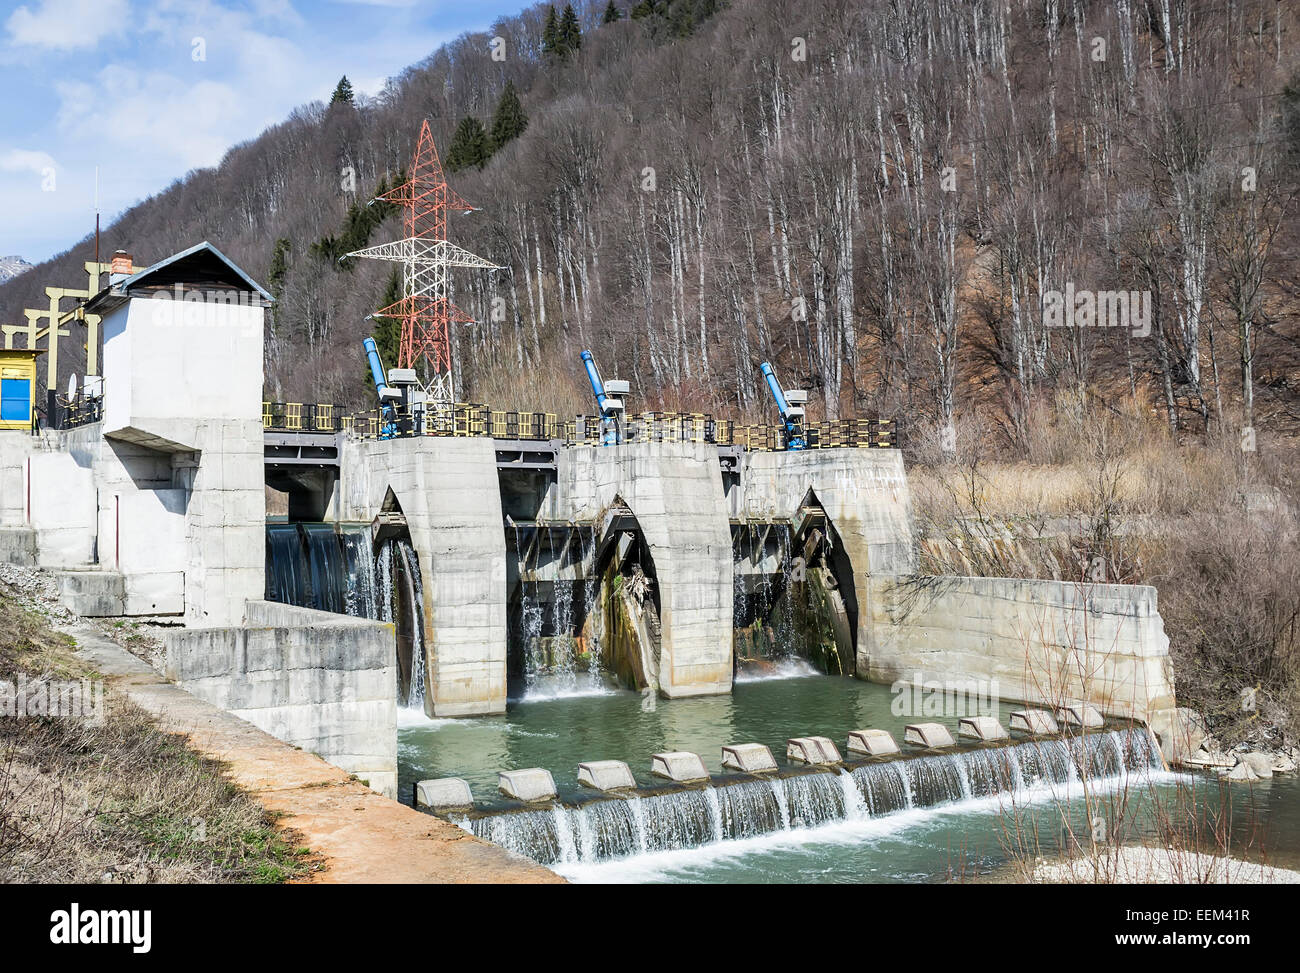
[1,378,31,422]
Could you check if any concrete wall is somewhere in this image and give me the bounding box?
[870,575,1176,723]
[740,449,914,673]
[341,436,508,717]
[163,601,398,798]
[102,297,263,453]
[60,291,269,626]
[555,443,733,697]
[0,430,35,527]
[26,451,97,567]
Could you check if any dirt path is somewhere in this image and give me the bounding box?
[67,622,562,885]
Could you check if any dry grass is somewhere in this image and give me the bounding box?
[474,350,590,416]
[0,580,315,884]
[915,398,1300,743]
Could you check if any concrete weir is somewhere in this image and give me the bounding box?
[339,437,736,715]
[333,414,1179,749]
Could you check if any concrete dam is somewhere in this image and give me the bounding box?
[0,241,1181,871]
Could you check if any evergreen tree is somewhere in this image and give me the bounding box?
[329,75,355,106]
[267,238,291,296]
[630,0,655,20]
[603,1,622,23]
[267,238,291,333]
[542,6,562,59]
[489,81,528,151]
[444,116,490,173]
[559,4,582,55]
[365,267,404,393]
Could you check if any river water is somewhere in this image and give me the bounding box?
[262,523,1300,883]
[397,676,1300,883]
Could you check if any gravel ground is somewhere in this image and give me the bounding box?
[0,562,166,670]
[1032,846,1300,884]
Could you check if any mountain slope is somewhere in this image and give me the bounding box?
[2,0,1298,451]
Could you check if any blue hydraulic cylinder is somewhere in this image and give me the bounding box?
[581,350,622,446]
[759,361,791,416]
[364,337,388,394]
[363,337,399,438]
[580,349,610,415]
[759,360,806,450]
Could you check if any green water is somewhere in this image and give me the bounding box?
[397,675,1300,883]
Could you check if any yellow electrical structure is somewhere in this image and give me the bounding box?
[0,259,116,395]
[0,349,42,431]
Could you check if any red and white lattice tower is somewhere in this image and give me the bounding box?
[347,119,501,412]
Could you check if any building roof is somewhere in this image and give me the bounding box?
[84,241,274,315]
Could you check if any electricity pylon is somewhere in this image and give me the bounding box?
[346,119,502,412]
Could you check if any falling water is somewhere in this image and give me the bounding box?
[515,526,609,699]
[458,728,1161,867]
[732,523,818,680]
[266,522,373,616]
[266,522,427,710]
[373,537,427,710]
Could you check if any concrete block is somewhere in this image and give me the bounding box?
[497,768,557,802]
[57,571,125,616]
[1009,709,1059,735]
[0,527,36,565]
[415,778,474,812]
[650,751,710,783]
[123,572,185,615]
[577,760,636,792]
[1056,702,1104,728]
[847,729,900,756]
[904,723,956,748]
[786,736,842,765]
[958,716,1008,741]
[720,743,778,774]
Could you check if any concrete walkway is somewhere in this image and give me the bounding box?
[67,622,562,884]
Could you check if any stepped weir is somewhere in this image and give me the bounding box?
[459,726,1162,868]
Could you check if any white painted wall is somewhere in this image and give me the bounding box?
[103,297,262,450]
[27,452,96,567]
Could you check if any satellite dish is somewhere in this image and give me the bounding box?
[68,374,78,397]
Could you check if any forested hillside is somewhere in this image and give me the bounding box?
[4,0,1300,454]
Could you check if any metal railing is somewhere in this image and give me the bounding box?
[263,401,897,450]
[262,402,342,433]
[54,388,104,430]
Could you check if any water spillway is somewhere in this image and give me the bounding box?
[265,522,427,706]
[457,727,1161,868]
[265,522,380,616]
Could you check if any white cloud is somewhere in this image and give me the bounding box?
[5,0,129,51]
[0,148,57,173]
[56,67,247,171]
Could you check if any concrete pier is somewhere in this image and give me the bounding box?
[556,443,733,697]
[341,436,508,717]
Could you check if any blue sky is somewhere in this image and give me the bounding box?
[0,0,527,263]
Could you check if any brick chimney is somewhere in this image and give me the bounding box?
[109,250,134,285]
